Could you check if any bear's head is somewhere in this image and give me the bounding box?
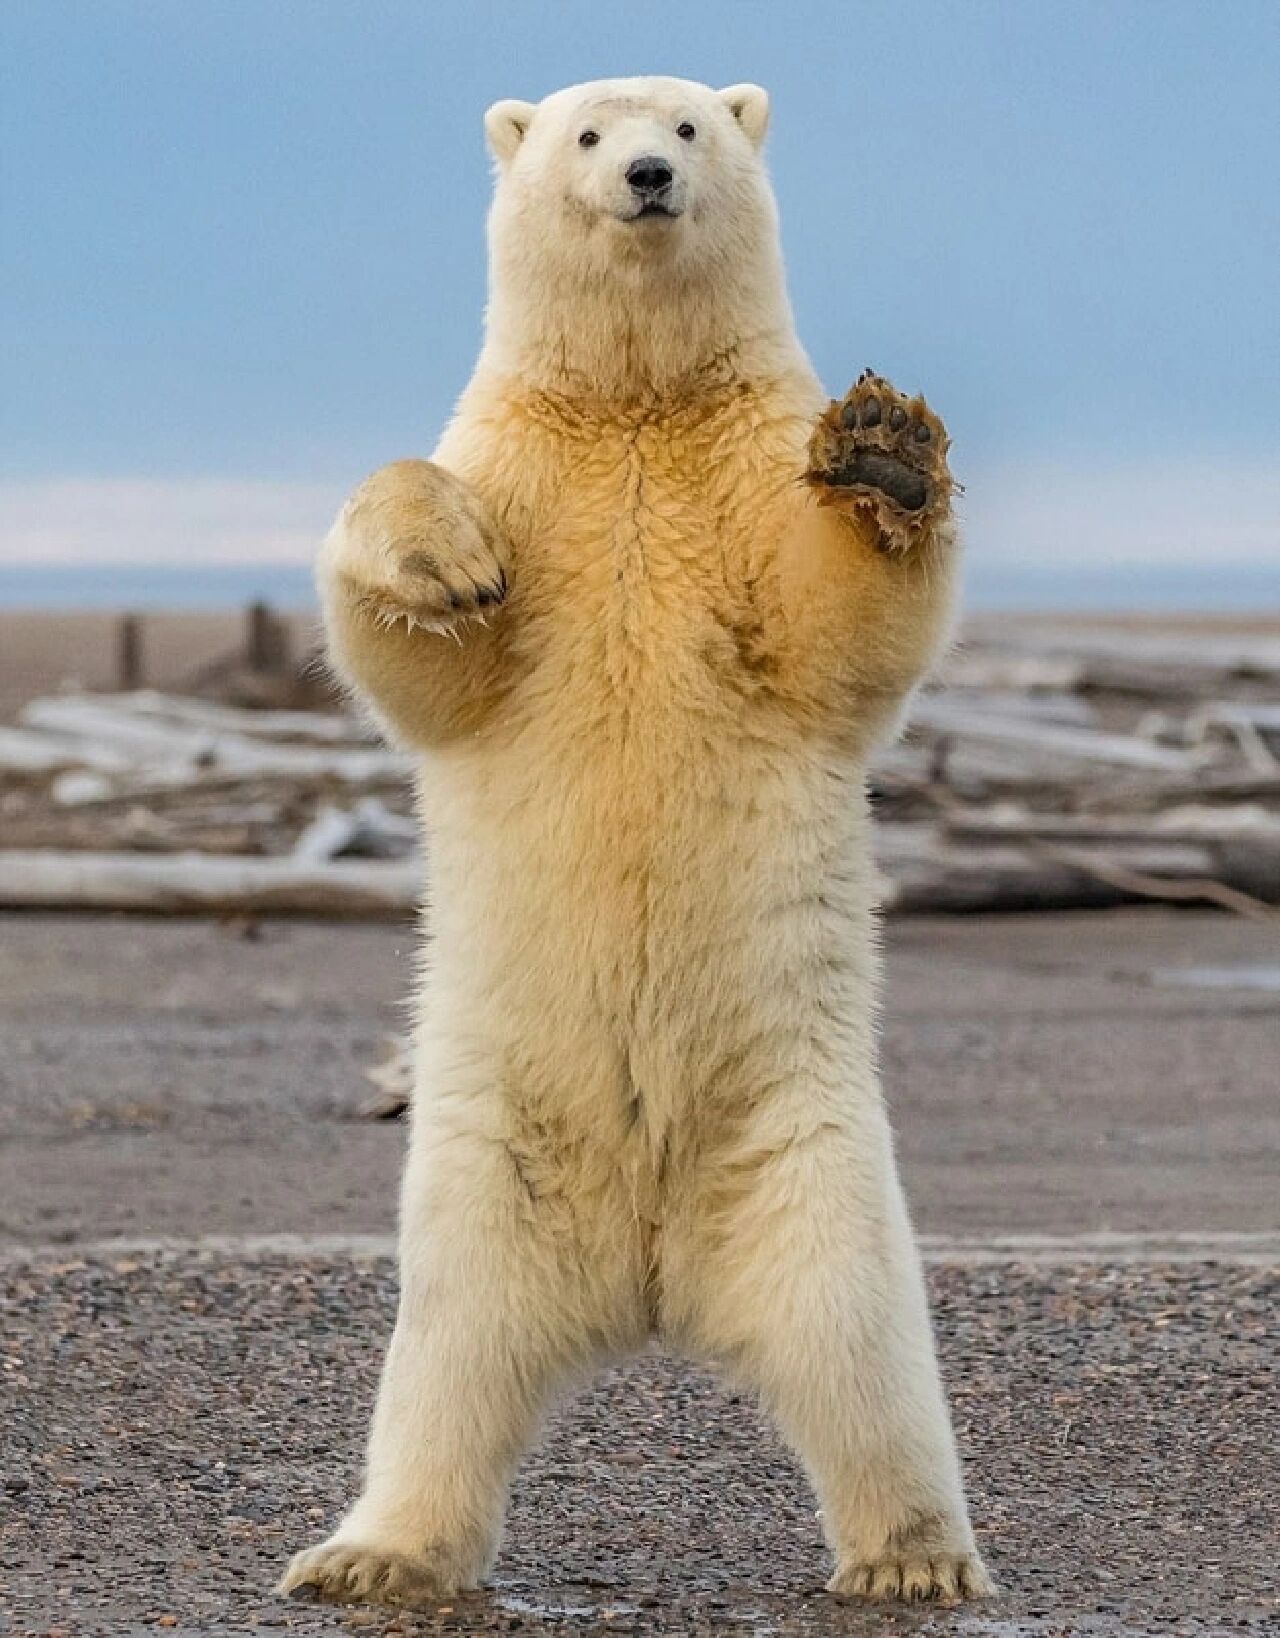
[478,77,796,397]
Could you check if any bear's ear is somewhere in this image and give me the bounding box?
[485,99,537,164]
[717,84,770,148]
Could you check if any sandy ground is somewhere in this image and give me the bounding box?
[1,909,1276,1244]
[2,908,1278,1635]
[0,611,320,721]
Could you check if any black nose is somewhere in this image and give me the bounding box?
[625,156,674,196]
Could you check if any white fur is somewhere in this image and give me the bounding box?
[282,76,989,1609]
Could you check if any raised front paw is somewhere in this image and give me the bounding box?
[806,372,953,552]
[322,459,510,636]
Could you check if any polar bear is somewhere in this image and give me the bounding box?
[281,76,990,1608]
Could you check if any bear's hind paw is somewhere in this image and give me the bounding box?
[829,1548,993,1604]
[279,1540,470,1611]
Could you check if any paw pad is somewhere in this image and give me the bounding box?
[807,371,953,549]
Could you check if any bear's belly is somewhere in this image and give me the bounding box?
[420,715,876,1099]
[417,732,878,1231]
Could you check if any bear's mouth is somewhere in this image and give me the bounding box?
[628,202,682,221]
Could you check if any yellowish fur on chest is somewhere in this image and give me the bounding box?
[449,383,816,722]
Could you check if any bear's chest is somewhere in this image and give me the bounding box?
[500,412,803,707]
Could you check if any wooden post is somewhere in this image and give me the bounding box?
[118,614,143,690]
[246,600,291,675]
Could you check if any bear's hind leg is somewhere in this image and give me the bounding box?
[280,1125,617,1610]
[677,1109,992,1603]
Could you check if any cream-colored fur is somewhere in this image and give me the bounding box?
[281,76,990,1609]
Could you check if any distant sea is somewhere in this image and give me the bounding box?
[0,560,1275,613]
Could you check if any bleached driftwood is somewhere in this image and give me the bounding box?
[958,623,1280,699]
[0,850,419,915]
[877,823,1279,914]
[941,803,1280,847]
[2,833,1267,918]
[0,726,130,776]
[293,798,416,862]
[910,689,1096,727]
[907,702,1206,772]
[105,691,377,745]
[1048,629,1280,680]
[939,651,1085,693]
[359,1034,415,1119]
[22,695,226,755]
[1183,703,1280,771]
[1074,767,1280,813]
[6,614,1278,919]
[20,696,408,787]
[939,804,1280,902]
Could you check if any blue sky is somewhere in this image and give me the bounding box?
[1,0,1277,577]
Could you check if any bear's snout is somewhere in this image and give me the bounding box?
[619,156,678,217]
[625,155,674,194]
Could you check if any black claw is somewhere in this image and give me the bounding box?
[475,587,495,607]
[914,421,931,443]
[840,400,858,430]
[888,405,907,431]
[448,592,465,610]
[860,397,882,428]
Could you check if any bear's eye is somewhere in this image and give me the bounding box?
[677,122,696,142]
[578,129,600,149]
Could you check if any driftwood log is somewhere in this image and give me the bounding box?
[0,850,419,916]
[2,831,1274,918]
[3,620,1277,917]
[17,695,407,789]
[878,826,1278,917]
[958,622,1280,699]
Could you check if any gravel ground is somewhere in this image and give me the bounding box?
[2,1251,1275,1637]
[2,910,1277,1634]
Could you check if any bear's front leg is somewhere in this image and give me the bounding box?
[320,459,513,748]
[805,371,954,555]
[773,373,958,744]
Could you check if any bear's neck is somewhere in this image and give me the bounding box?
[479,242,806,406]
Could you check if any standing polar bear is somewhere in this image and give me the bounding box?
[282,76,990,1608]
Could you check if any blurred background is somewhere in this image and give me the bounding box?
[0,0,1277,912]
